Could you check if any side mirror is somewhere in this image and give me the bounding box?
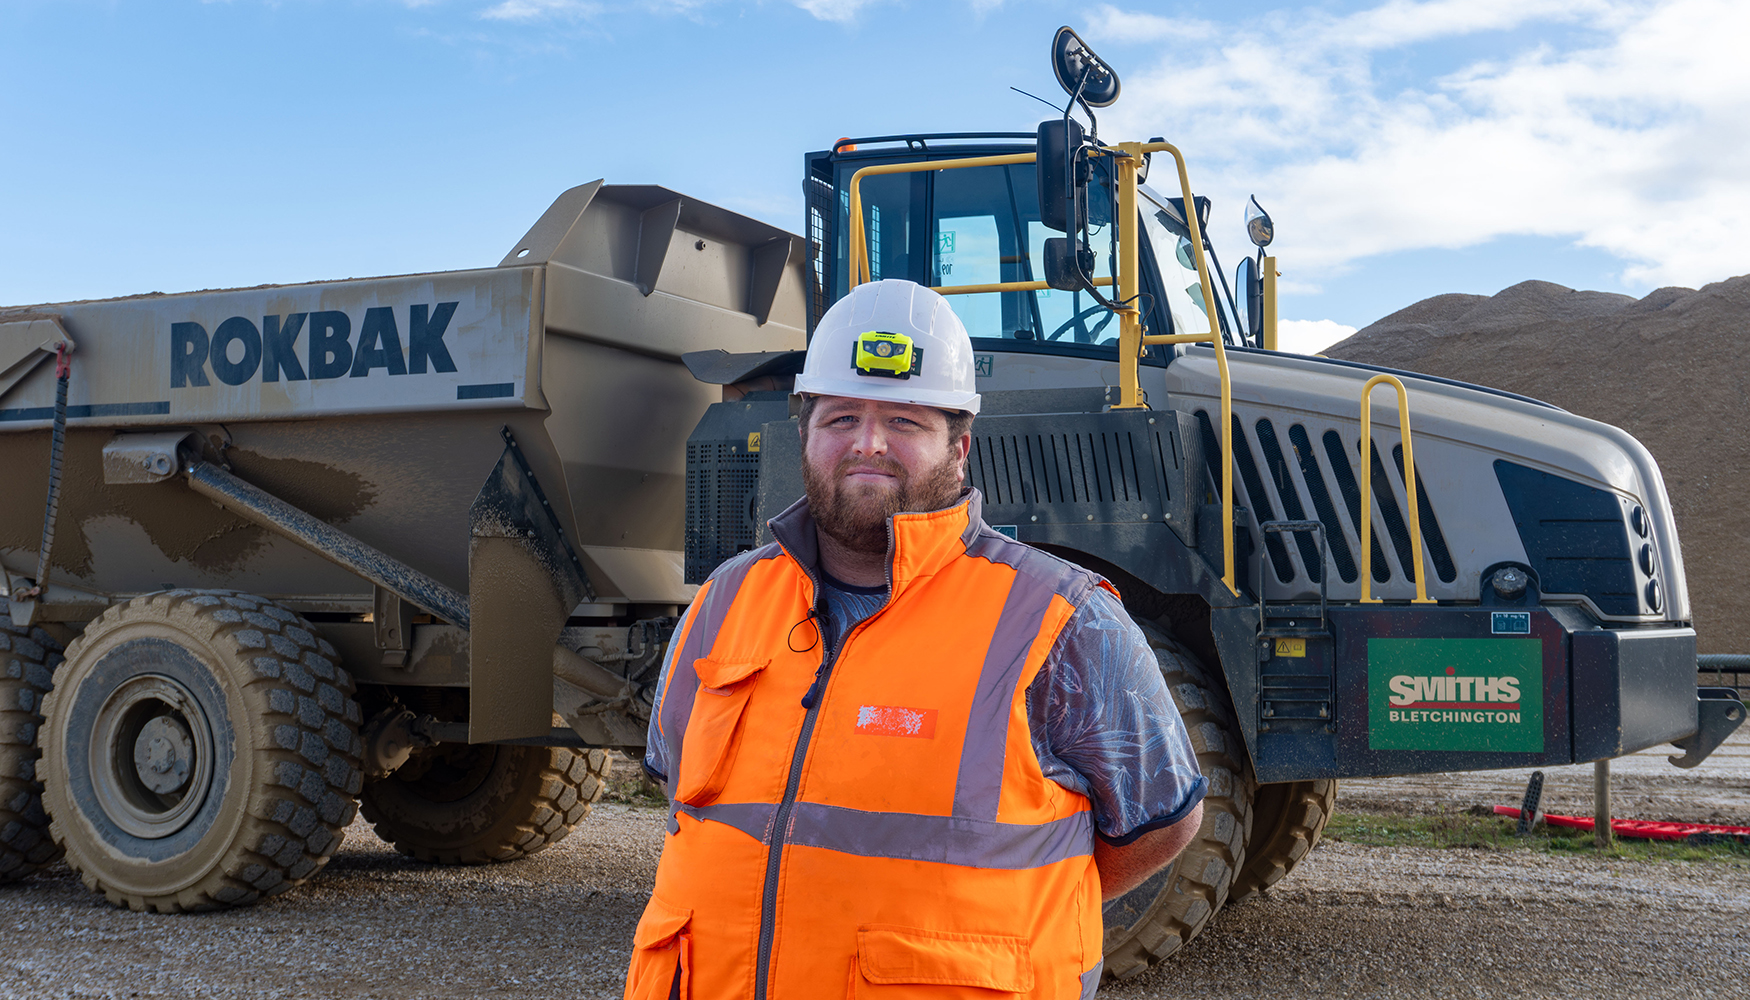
[1043,237,1094,291]
[1036,118,1086,233]
[1245,195,1274,249]
[1050,26,1120,108]
[1237,257,1263,345]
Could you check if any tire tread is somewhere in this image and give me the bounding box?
[1229,778,1337,903]
[42,590,362,912]
[360,746,609,865]
[1101,622,1256,981]
[0,626,64,882]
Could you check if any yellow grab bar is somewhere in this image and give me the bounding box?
[1130,141,1234,595]
[1359,374,1434,604]
[935,276,1113,296]
[847,154,1036,289]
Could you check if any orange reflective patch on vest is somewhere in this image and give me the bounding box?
[854,705,938,738]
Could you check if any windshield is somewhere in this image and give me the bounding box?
[835,159,1130,345]
[827,156,1217,347]
[1137,184,1219,342]
[932,162,1121,345]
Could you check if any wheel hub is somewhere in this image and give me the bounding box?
[133,715,194,794]
[90,674,216,839]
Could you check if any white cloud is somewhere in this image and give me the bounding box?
[788,0,881,21]
[1334,0,1617,49]
[1088,0,1750,290]
[480,0,598,19]
[1084,8,1215,43]
[478,0,882,21]
[1277,319,1357,355]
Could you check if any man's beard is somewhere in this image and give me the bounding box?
[802,451,965,555]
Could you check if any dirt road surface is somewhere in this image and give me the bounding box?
[4,733,1746,999]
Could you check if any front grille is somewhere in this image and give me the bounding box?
[1394,445,1457,583]
[1193,410,1460,595]
[1256,418,1322,583]
[1368,441,1417,584]
[967,411,1188,526]
[1322,429,1390,584]
[1288,423,1357,583]
[970,429,1157,507]
[685,441,760,585]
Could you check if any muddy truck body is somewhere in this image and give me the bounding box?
[0,183,805,907]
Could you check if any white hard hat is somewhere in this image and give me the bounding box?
[794,279,981,415]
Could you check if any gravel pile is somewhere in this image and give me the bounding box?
[1325,276,1750,653]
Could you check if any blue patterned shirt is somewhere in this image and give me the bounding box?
[645,568,1206,844]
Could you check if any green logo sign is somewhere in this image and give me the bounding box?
[974,354,993,377]
[937,231,956,254]
[1368,638,1543,752]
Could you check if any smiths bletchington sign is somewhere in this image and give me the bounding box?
[1367,637,1544,753]
[1,268,540,428]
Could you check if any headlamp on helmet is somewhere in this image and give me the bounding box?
[852,330,923,379]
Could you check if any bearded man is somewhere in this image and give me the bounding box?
[626,279,1206,1000]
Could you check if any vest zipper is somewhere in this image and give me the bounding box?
[754,521,897,1000]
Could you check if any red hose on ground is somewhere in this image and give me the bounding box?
[1493,806,1750,843]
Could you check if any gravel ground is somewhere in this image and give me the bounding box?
[1337,723,1750,826]
[4,734,1746,999]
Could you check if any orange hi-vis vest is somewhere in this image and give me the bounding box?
[626,491,1115,1000]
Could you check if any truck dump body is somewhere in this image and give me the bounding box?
[0,183,807,620]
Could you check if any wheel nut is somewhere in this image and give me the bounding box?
[134,715,194,794]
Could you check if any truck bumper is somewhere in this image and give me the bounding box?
[1572,626,1697,761]
[1230,603,1724,781]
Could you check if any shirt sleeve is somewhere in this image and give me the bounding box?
[1027,586,1207,844]
[641,601,698,785]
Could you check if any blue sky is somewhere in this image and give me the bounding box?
[3,0,1745,352]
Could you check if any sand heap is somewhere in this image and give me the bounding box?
[1326,276,1750,654]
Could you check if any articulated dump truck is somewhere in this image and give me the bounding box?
[1,30,1741,984]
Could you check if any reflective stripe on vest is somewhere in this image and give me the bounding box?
[628,490,1110,1000]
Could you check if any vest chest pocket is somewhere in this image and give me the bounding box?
[852,925,1034,998]
[626,896,692,1000]
[674,656,769,806]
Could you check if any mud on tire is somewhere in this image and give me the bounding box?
[40,590,363,912]
[361,744,609,865]
[0,626,64,881]
[1231,778,1337,904]
[1100,620,1255,981]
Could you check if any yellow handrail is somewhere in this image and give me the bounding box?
[843,143,1240,595]
[1131,140,1233,595]
[847,154,1036,288]
[935,276,1114,296]
[1359,374,1434,604]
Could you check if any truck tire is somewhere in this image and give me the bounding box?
[1230,779,1337,904]
[0,626,64,882]
[40,590,363,912]
[1100,621,1254,981]
[360,744,609,864]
